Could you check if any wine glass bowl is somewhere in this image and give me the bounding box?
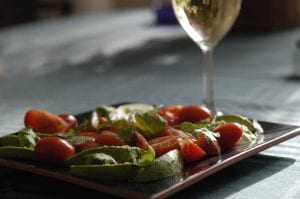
[172,0,242,113]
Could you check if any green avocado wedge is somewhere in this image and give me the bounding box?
[69,149,183,182]
[70,163,136,181]
[0,146,36,160]
[0,135,20,147]
[133,149,183,182]
[65,146,142,166]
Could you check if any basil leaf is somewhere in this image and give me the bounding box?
[175,122,219,141]
[95,106,114,119]
[117,127,134,145]
[18,128,39,149]
[66,136,90,146]
[134,112,167,139]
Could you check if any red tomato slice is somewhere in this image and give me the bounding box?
[179,105,212,123]
[58,114,78,131]
[148,136,180,157]
[214,123,243,151]
[181,139,207,163]
[80,141,100,151]
[95,131,126,146]
[24,109,70,134]
[35,137,75,165]
[160,126,193,139]
[158,105,183,126]
[196,134,221,156]
[133,131,149,150]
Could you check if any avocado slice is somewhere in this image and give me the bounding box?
[133,149,184,182]
[0,146,36,160]
[65,146,142,166]
[70,163,136,181]
[0,135,20,147]
[69,150,184,182]
[215,114,257,132]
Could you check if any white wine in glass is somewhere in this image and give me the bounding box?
[172,0,241,113]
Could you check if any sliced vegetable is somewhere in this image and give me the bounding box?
[133,149,183,182]
[65,146,142,166]
[0,146,36,160]
[134,112,167,139]
[95,131,126,146]
[70,163,136,181]
[35,137,75,165]
[215,114,257,132]
[148,136,181,157]
[24,109,70,134]
[84,153,117,165]
[181,139,207,163]
[215,122,243,151]
[179,105,212,123]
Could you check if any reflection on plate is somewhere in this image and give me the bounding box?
[0,112,299,199]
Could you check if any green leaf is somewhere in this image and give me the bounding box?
[18,128,40,149]
[175,119,223,133]
[73,119,90,133]
[117,127,134,145]
[175,122,219,141]
[134,112,167,139]
[95,106,114,119]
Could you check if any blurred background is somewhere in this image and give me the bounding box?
[0,0,151,28]
[1,0,300,29]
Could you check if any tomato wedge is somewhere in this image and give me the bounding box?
[80,141,100,151]
[179,105,212,123]
[35,137,75,165]
[133,131,149,150]
[24,109,70,134]
[181,139,206,163]
[196,134,221,156]
[158,105,183,126]
[95,131,126,146]
[58,114,78,131]
[148,136,181,157]
[215,122,243,151]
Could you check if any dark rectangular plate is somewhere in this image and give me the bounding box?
[0,110,300,199]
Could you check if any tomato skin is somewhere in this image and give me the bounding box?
[95,131,126,146]
[35,137,75,165]
[181,139,207,163]
[80,141,100,151]
[196,135,221,156]
[160,126,193,139]
[24,109,69,134]
[148,136,180,157]
[58,114,78,131]
[158,105,183,126]
[215,123,243,151]
[133,131,149,150]
[179,105,212,123]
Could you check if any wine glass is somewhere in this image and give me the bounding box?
[171,0,241,113]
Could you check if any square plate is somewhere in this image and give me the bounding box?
[0,109,300,199]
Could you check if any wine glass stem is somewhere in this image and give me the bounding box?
[203,49,216,114]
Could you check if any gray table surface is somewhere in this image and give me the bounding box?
[1,8,300,199]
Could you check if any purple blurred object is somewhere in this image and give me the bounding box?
[152,0,178,25]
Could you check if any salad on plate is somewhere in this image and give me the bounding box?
[0,103,263,182]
